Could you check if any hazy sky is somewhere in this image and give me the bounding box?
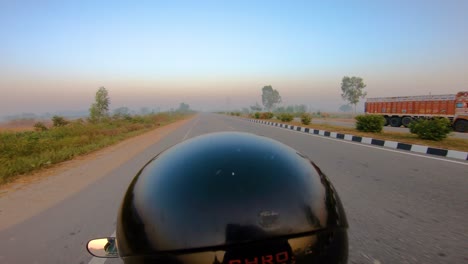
[1,0,467,116]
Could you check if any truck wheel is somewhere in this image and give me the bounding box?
[390,117,402,127]
[454,120,467,132]
[384,117,390,126]
[402,117,413,127]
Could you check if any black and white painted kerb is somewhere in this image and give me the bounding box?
[249,119,468,161]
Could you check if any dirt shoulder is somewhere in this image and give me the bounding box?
[0,116,194,231]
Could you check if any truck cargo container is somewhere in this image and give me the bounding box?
[365,91,468,132]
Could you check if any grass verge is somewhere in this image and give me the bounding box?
[0,112,192,185]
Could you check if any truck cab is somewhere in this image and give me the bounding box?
[454,92,468,132]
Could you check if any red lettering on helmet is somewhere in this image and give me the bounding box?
[276,252,289,263]
[229,252,290,264]
[261,255,274,264]
[245,257,258,264]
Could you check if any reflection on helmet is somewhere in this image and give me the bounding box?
[117,132,348,264]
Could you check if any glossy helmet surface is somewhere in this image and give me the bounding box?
[117,132,348,264]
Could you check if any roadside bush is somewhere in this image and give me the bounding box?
[301,113,312,125]
[409,118,452,141]
[52,115,69,127]
[34,122,48,131]
[278,113,294,122]
[260,112,274,119]
[355,115,385,132]
[254,112,261,119]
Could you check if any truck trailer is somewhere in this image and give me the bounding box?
[365,91,468,132]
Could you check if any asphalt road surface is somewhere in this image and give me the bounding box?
[0,113,466,264]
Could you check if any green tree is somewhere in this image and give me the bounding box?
[262,85,282,111]
[341,76,367,113]
[89,87,110,122]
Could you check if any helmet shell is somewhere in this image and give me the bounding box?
[117,132,348,263]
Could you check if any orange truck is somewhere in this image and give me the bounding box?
[365,91,468,132]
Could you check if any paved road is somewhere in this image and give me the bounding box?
[0,113,467,264]
[307,118,468,139]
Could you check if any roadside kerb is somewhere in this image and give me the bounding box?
[249,119,468,161]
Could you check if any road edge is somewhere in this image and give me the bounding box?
[0,116,196,231]
[248,119,468,161]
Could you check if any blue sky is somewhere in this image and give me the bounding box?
[1,0,467,115]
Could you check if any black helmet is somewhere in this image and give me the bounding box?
[116,132,348,264]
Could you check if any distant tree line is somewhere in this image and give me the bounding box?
[31,87,193,131]
[247,76,367,115]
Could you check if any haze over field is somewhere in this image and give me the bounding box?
[1,1,467,118]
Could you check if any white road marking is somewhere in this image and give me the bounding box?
[182,118,199,141]
[88,231,116,264]
[253,121,468,166]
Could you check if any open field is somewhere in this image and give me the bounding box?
[0,119,51,132]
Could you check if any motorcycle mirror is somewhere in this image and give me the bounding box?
[86,237,119,258]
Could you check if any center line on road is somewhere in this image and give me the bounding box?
[182,118,199,141]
